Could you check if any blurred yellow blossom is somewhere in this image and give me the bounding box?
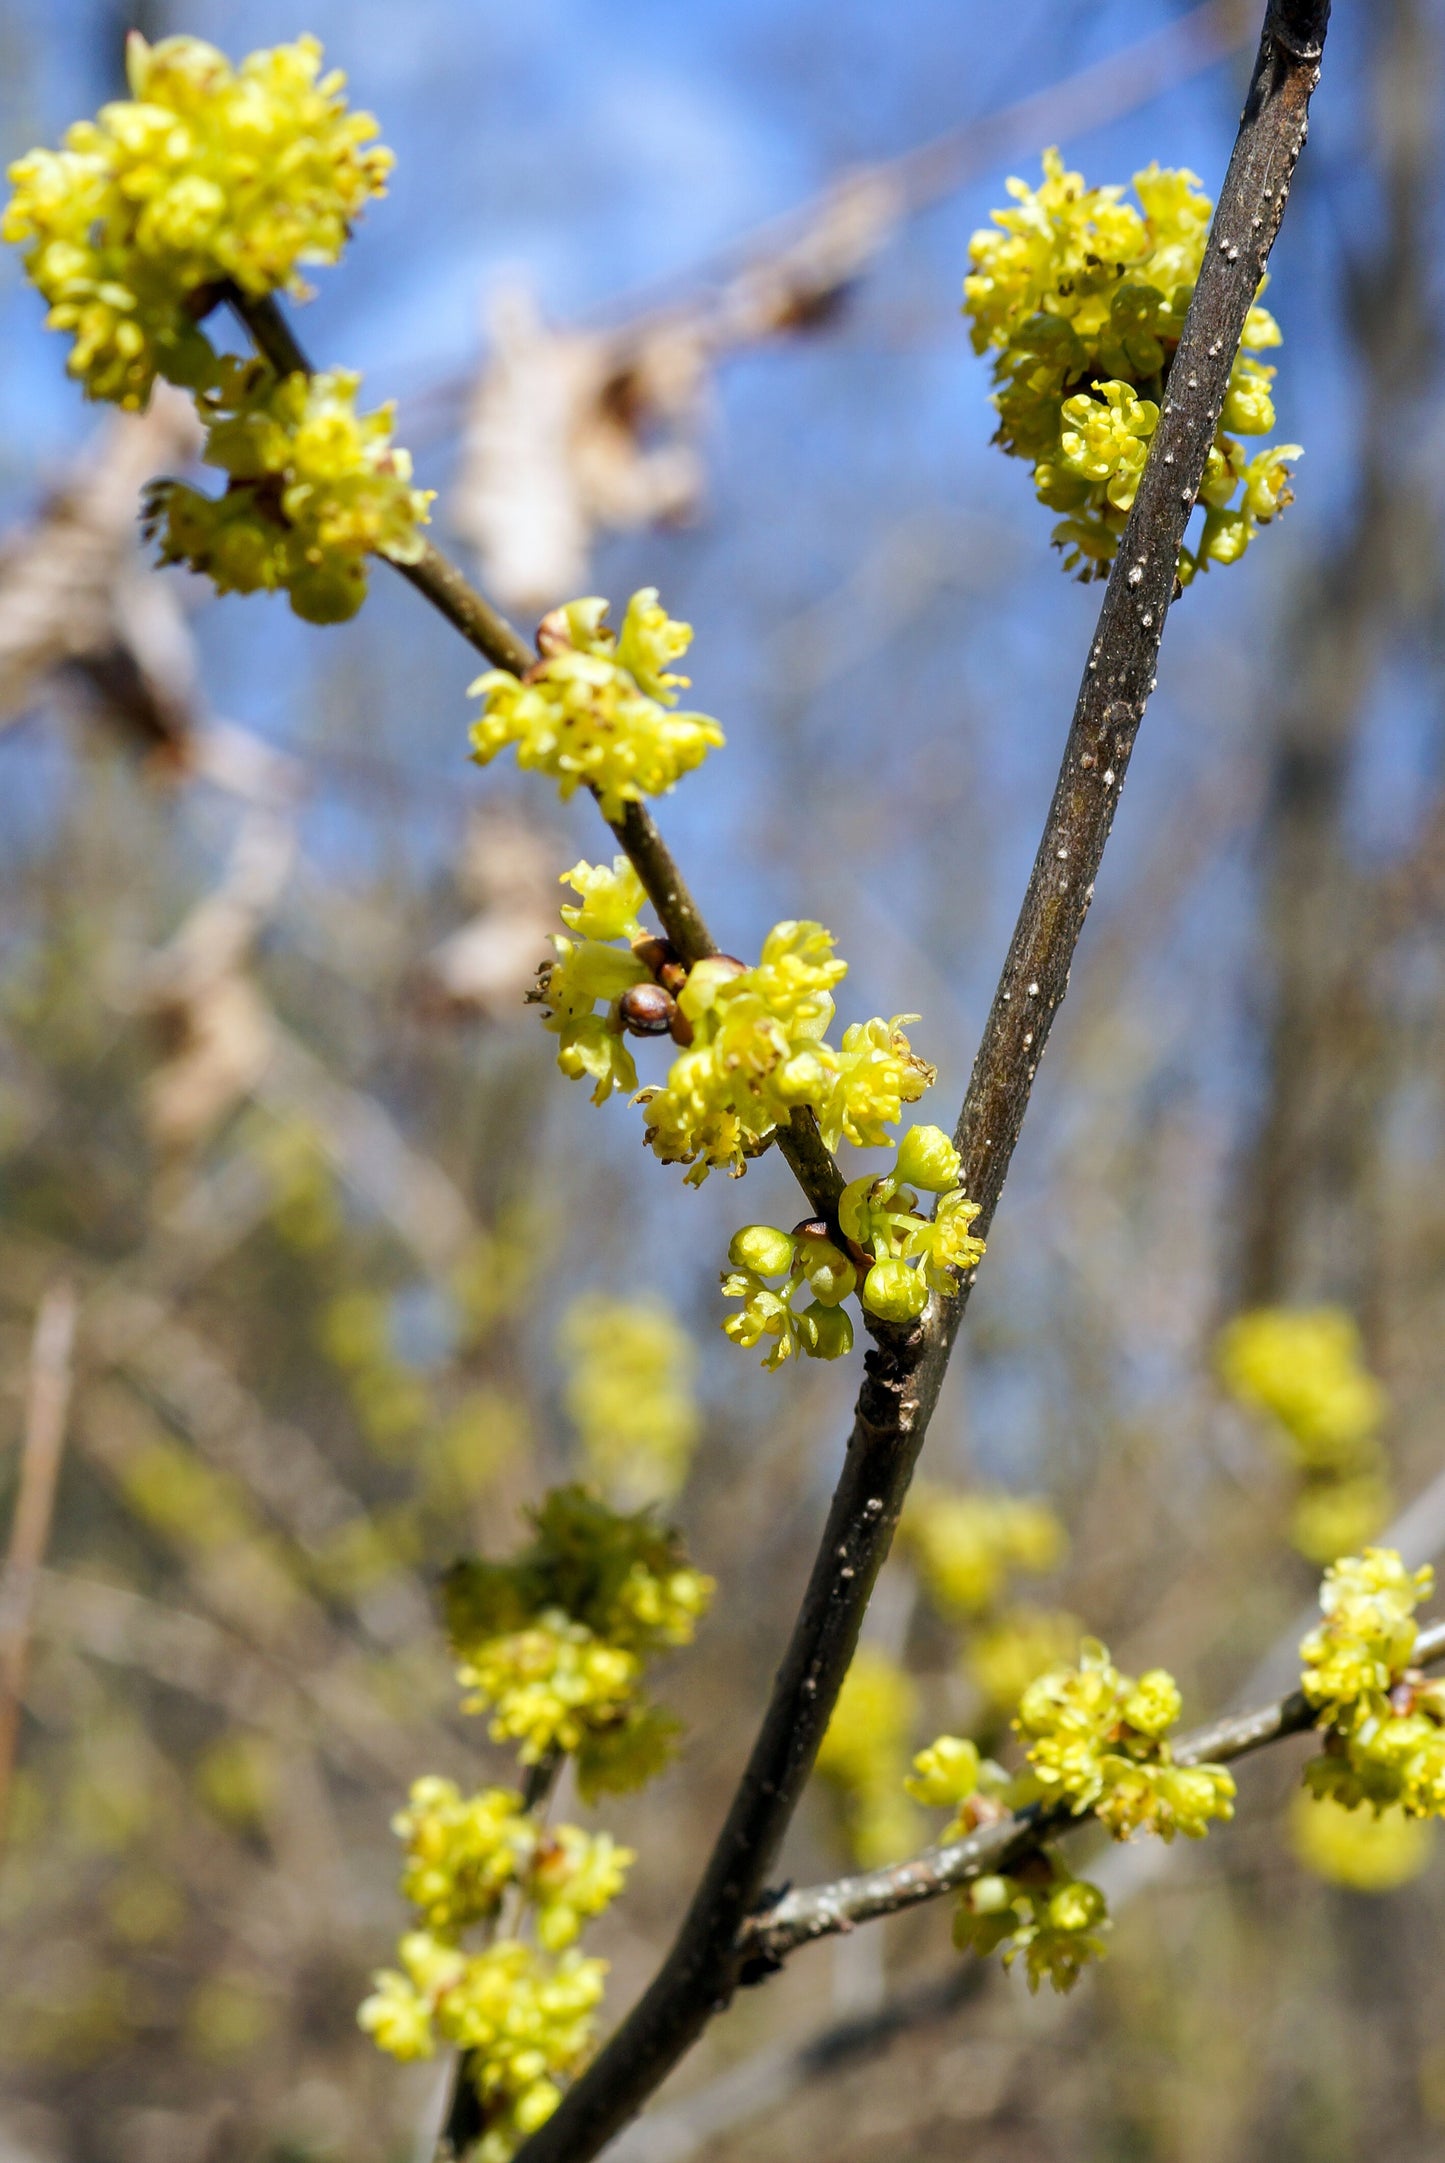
[561,1295,701,1504]
[1291,1790,1433,1893]
[816,1645,922,1867]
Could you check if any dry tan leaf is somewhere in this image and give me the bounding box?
[410,806,559,1022]
[0,386,202,762]
[447,174,899,611]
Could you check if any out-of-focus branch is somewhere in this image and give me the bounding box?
[0,388,202,760]
[509,9,1330,2161]
[0,1281,78,1842]
[1234,0,1438,1312]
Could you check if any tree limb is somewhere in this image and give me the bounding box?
[506,6,1330,2157]
[744,1613,1441,1963]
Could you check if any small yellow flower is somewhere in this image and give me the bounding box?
[1016,1638,1234,1841]
[469,590,724,818]
[145,358,431,621]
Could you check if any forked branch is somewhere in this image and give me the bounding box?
[226,289,843,1230]
[744,1609,1438,1963]
[508,5,1330,2158]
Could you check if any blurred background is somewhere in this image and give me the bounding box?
[1,0,1444,2157]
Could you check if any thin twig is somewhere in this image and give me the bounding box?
[0,1280,79,1842]
[746,1611,1438,1962]
[508,7,1330,2158]
[223,291,846,1235]
[226,289,534,676]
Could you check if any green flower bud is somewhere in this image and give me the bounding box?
[969,1873,1016,1916]
[1047,1879,1107,1933]
[893,1123,962,1194]
[796,1301,854,1361]
[727,1225,795,1277]
[861,1257,929,1323]
[795,1233,856,1307]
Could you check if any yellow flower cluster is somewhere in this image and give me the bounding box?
[390,1777,632,1951]
[442,1487,713,1795]
[360,1492,688,2144]
[560,1294,701,1505]
[638,925,839,1172]
[644,959,935,1180]
[4,33,391,407]
[532,859,651,1106]
[720,1222,857,1369]
[359,1934,607,2160]
[903,1733,1111,1991]
[1299,1548,1445,1818]
[1015,1639,1235,1841]
[839,1126,985,1321]
[470,592,724,819]
[144,357,431,622]
[963,149,1300,580]
[1218,1306,1392,1562]
[815,1647,923,1867]
[899,1481,1065,1619]
[5,37,433,628]
[534,863,936,1184]
[720,1127,985,1363]
[954,1864,1110,1995]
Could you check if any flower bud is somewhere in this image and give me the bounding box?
[795,1233,856,1308]
[535,605,575,657]
[969,1873,1015,1916]
[893,1123,962,1194]
[727,1225,796,1277]
[862,1257,929,1323]
[796,1301,853,1360]
[905,1734,980,1808]
[1048,1879,1106,1932]
[631,935,688,992]
[619,983,677,1036]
